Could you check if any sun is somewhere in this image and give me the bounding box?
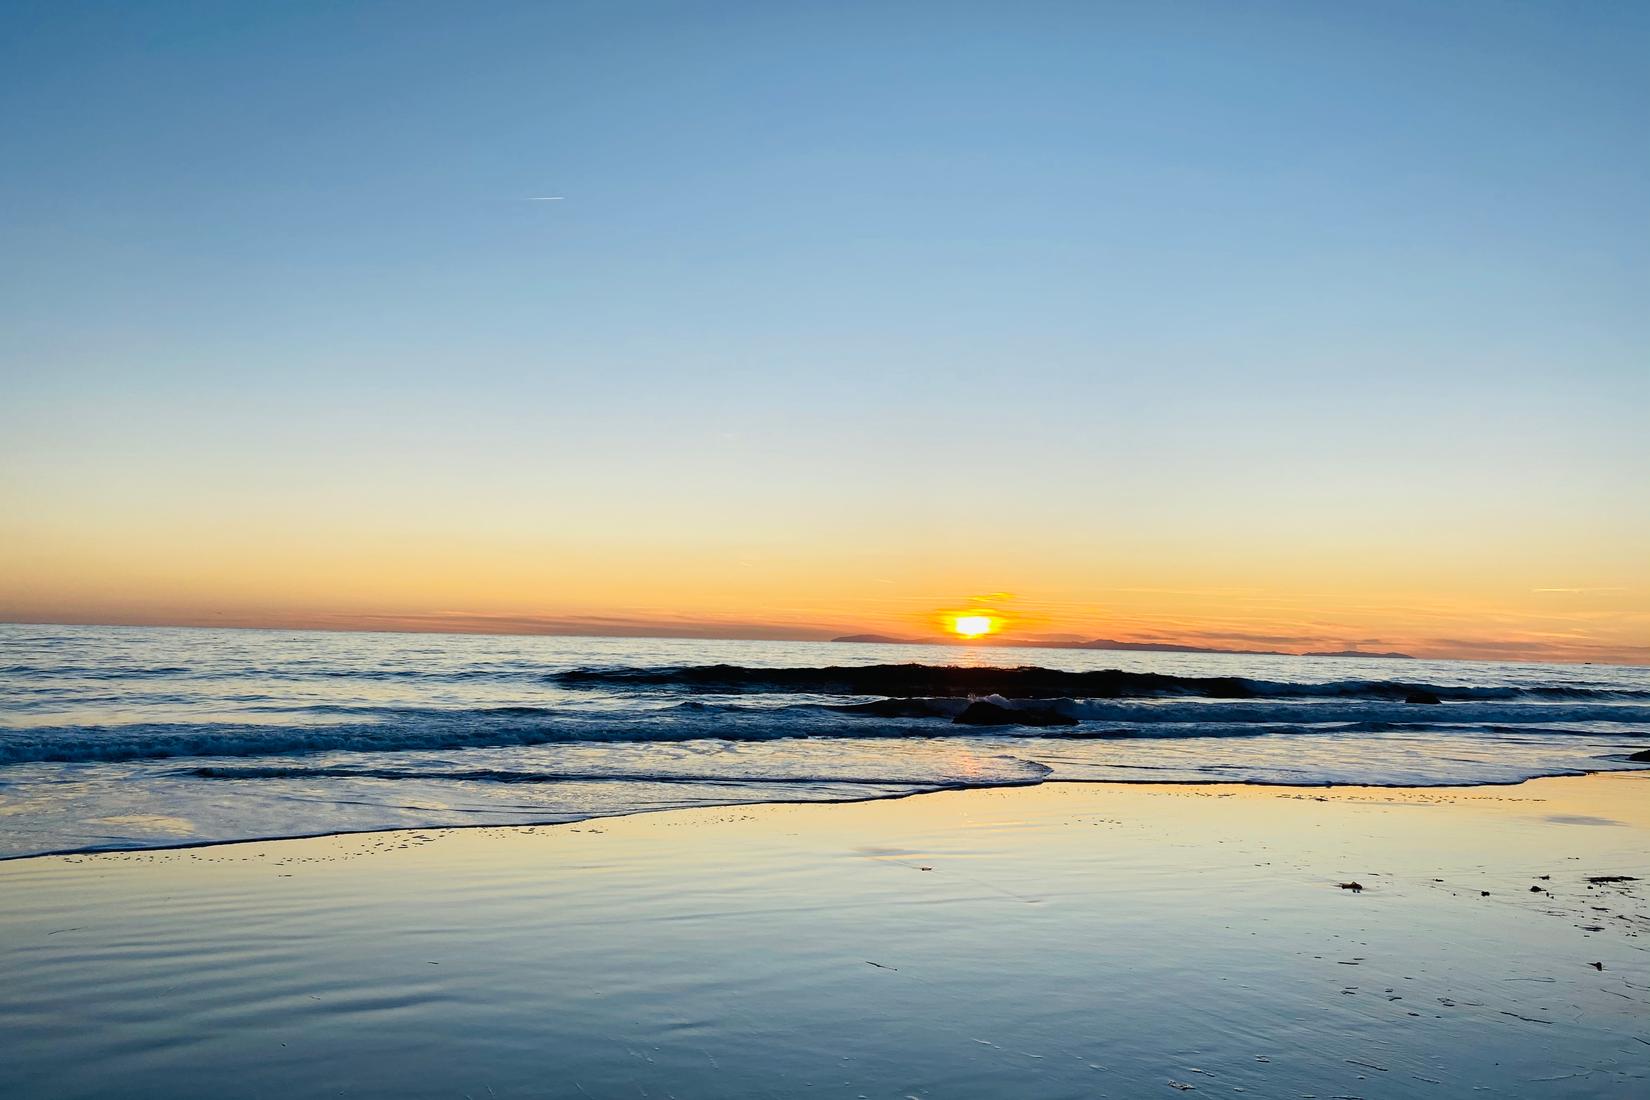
[948,613,1000,640]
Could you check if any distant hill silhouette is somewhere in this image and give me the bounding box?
[1302,649,1414,659]
[1081,639,1414,659]
[831,633,1414,659]
[831,634,916,645]
[1078,638,1282,655]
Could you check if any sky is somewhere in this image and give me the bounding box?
[2,1,1647,663]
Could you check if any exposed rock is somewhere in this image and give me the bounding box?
[953,700,1077,728]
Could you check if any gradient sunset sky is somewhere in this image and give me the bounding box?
[2,2,1646,663]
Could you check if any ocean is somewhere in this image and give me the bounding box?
[1,623,1646,859]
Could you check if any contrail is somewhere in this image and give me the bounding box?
[526,195,565,201]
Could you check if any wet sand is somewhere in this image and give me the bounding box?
[1,773,1646,1098]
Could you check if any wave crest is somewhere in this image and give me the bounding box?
[550,663,1650,702]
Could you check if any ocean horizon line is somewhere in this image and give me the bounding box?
[2,617,1645,668]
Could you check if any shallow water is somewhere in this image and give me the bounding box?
[1,624,1647,857]
[1,776,1645,1099]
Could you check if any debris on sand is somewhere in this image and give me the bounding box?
[1588,961,1604,971]
[1338,882,1364,892]
[1499,1010,1551,1025]
[1586,875,1638,884]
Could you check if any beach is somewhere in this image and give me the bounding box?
[3,772,1645,1098]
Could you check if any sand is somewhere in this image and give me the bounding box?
[1,772,1646,1098]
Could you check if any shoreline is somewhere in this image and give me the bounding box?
[4,760,1648,865]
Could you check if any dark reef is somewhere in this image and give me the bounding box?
[953,701,1078,728]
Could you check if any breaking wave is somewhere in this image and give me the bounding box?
[4,693,1646,765]
[549,663,1650,702]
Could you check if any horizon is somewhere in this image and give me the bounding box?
[4,616,1645,668]
[3,3,1646,668]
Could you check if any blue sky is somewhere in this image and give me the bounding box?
[2,2,1647,659]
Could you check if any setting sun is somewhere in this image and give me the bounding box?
[948,613,1000,639]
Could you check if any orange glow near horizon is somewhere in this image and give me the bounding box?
[0,520,1646,664]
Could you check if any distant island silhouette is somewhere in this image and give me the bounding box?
[830,634,915,645]
[1076,638,1279,654]
[1080,639,1414,659]
[832,635,1413,659]
[1301,649,1414,660]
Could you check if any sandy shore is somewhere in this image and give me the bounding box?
[2,773,1646,1098]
